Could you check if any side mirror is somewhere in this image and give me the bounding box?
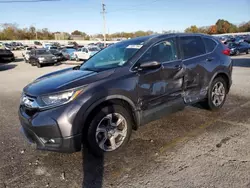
[139,61,161,70]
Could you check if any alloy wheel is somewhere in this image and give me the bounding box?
[211,82,225,107]
[95,113,127,152]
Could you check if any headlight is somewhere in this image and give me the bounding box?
[40,89,83,107]
[38,57,45,61]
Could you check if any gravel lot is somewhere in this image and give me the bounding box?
[0,51,250,188]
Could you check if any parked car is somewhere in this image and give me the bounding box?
[95,42,105,49]
[27,49,58,67]
[22,47,34,63]
[228,42,250,55]
[244,35,250,43]
[19,33,232,156]
[49,49,64,61]
[3,43,14,51]
[74,46,100,61]
[0,49,15,62]
[61,48,76,60]
[34,41,42,46]
[47,46,58,50]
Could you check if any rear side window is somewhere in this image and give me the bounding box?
[204,38,217,53]
[180,36,206,59]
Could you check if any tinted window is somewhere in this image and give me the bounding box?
[241,42,249,46]
[180,36,206,59]
[139,38,178,63]
[204,38,217,53]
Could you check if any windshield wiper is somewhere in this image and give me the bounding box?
[82,67,99,72]
[73,65,80,70]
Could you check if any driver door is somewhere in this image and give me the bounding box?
[136,37,185,124]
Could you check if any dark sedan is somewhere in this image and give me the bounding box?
[49,49,64,61]
[228,42,250,55]
[28,49,58,68]
[0,49,15,62]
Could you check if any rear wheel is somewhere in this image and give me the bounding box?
[200,77,227,111]
[246,49,249,54]
[87,105,132,157]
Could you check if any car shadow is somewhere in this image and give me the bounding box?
[14,58,24,63]
[82,147,104,188]
[232,57,250,67]
[81,105,116,188]
[0,64,17,71]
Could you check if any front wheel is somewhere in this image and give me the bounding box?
[75,55,79,62]
[87,105,132,157]
[36,62,42,68]
[236,50,240,55]
[246,49,249,54]
[201,77,227,111]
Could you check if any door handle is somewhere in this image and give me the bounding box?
[206,57,214,62]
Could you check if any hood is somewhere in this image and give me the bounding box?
[23,68,115,96]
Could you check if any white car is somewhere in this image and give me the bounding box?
[22,47,33,63]
[74,46,100,61]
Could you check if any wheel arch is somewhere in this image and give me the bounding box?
[81,95,140,134]
[209,71,231,93]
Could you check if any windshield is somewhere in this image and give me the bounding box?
[50,46,57,49]
[88,47,100,52]
[66,48,76,53]
[50,49,59,53]
[80,38,147,71]
[37,50,51,55]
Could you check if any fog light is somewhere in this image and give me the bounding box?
[48,139,55,143]
[40,137,56,144]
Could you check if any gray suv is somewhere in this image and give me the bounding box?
[19,34,232,156]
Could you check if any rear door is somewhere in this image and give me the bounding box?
[179,35,208,103]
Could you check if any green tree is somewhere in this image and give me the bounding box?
[185,25,199,33]
[215,19,237,34]
[71,30,82,35]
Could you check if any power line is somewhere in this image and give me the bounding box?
[0,0,60,3]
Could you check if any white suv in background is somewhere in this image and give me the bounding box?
[74,46,100,61]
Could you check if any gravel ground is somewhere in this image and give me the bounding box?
[0,51,250,188]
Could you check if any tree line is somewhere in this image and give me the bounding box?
[0,19,249,41]
[184,19,250,34]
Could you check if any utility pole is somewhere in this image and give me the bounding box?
[101,0,106,47]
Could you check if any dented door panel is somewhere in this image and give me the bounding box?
[137,60,185,124]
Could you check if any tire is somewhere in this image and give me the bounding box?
[87,105,132,157]
[31,60,36,66]
[201,77,228,111]
[246,49,249,54]
[36,61,42,68]
[236,50,240,55]
[75,55,79,62]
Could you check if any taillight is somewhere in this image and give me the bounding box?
[222,48,230,56]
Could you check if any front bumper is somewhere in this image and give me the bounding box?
[19,106,82,153]
[39,59,57,64]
